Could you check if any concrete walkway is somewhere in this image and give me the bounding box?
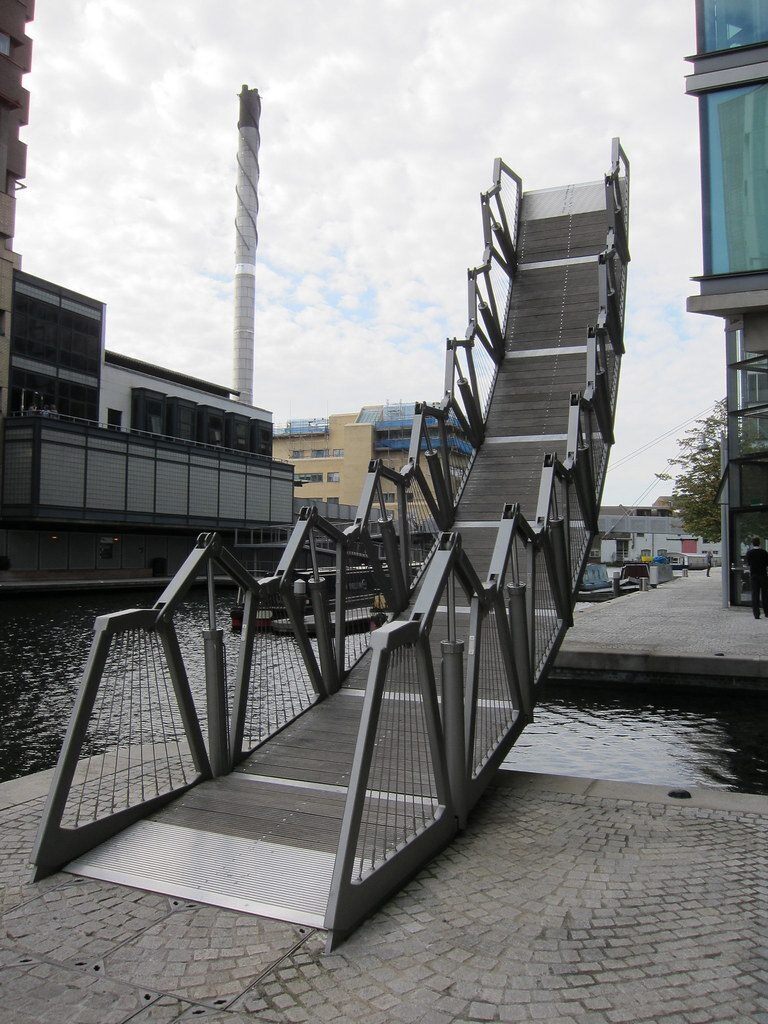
[0,768,765,1023]
[556,568,768,689]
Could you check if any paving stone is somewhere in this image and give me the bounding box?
[0,770,764,1023]
[0,877,171,962]
[102,904,301,1003]
[0,798,63,915]
[0,959,161,1024]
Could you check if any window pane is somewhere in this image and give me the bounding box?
[735,358,768,408]
[740,461,768,504]
[701,0,768,52]
[735,406,768,454]
[705,83,768,274]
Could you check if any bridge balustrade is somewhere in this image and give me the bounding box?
[33,142,630,948]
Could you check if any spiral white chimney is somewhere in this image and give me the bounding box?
[233,84,261,406]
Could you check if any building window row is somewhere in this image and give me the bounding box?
[296,473,323,484]
[12,289,102,377]
[10,366,98,421]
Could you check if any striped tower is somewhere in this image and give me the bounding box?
[233,85,261,406]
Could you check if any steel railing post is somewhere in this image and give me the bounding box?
[203,627,230,776]
[506,584,533,720]
[309,579,339,695]
[441,638,467,829]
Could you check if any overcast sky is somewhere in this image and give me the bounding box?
[15,1,722,507]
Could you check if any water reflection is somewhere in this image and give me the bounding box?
[503,686,768,794]
[1,591,767,794]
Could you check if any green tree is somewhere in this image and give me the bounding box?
[657,399,726,542]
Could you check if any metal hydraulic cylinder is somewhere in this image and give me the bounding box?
[309,579,339,695]
[506,583,533,721]
[441,638,467,829]
[203,628,230,776]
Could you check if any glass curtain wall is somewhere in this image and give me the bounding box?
[726,322,768,603]
[700,0,768,52]
[703,82,768,274]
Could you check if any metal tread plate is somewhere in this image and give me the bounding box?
[67,819,335,927]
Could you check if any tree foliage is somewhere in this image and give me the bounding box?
[657,400,726,542]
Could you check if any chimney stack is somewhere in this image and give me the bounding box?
[233,84,261,406]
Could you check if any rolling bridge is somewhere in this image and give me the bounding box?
[32,141,629,947]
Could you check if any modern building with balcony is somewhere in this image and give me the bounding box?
[0,271,293,577]
[686,0,768,605]
[273,402,472,513]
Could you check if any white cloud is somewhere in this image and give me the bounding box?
[15,1,722,506]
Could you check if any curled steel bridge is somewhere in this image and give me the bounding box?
[33,140,630,948]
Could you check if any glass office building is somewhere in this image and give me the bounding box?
[687,0,768,605]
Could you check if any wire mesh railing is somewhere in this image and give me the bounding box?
[352,642,442,880]
[236,588,318,754]
[60,621,199,830]
[342,541,390,673]
[401,470,441,584]
[468,600,517,778]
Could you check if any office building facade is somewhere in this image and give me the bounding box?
[687,0,768,604]
[1,272,292,576]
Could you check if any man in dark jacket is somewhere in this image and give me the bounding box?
[744,537,768,619]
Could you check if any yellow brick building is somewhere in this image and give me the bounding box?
[273,404,418,510]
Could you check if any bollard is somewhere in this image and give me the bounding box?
[441,639,468,829]
[640,578,650,592]
[293,577,307,606]
[612,571,621,598]
[203,627,229,776]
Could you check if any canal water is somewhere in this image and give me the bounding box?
[1,590,766,794]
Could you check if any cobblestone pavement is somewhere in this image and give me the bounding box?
[562,567,768,662]
[0,771,765,1023]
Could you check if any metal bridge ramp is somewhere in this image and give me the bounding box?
[36,147,628,943]
[67,688,368,927]
[457,180,614,579]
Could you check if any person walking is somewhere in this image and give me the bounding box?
[706,551,713,577]
[744,537,768,619]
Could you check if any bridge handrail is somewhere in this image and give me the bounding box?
[342,160,521,604]
[31,532,329,877]
[324,140,629,942]
[33,142,630,937]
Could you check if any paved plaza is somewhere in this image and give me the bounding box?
[0,767,765,1023]
[557,567,768,685]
